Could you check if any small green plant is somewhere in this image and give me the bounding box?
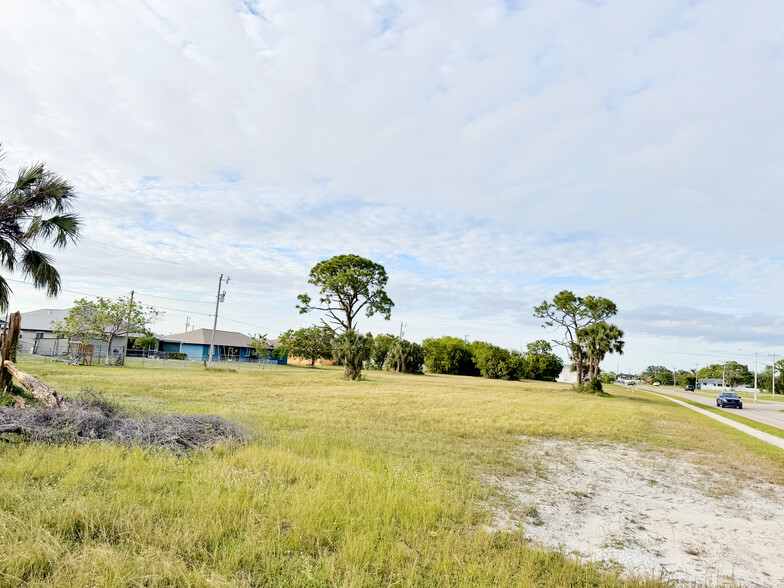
[575,378,611,396]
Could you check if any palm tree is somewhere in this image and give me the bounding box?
[579,321,625,381]
[0,146,80,311]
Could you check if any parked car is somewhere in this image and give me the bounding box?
[716,392,743,409]
[685,385,695,392]
[653,382,660,386]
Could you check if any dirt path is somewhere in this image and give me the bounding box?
[489,438,784,587]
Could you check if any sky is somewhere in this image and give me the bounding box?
[1,0,783,374]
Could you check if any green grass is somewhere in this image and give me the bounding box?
[651,391,784,440]
[1,360,783,587]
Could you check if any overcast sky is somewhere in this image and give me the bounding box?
[1,0,783,373]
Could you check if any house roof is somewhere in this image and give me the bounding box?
[18,309,71,331]
[160,328,263,348]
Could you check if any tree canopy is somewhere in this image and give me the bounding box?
[0,146,80,311]
[275,326,334,367]
[697,362,752,389]
[332,330,372,380]
[578,322,624,381]
[422,336,478,376]
[383,339,425,374]
[297,254,394,333]
[54,297,160,365]
[534,290,618,385]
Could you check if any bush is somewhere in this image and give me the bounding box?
[470,341,513,379]
[576,378,610,396]
[168,352,187,360]
[422,336,478,376]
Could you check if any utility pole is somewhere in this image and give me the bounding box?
[694,363,699,389]
[399,322,406,339]
[673,365,676,387]
[207,275,228,366]
[739,349,758,403]
[122,290,134,366]
[185,316,191,332]
[770,352,778,399]
[722,361,726,389]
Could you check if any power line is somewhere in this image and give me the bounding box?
[6,277,288,334]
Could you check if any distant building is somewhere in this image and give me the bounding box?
[158,328,287,364]
[697,378,756,392]
[16,308,70,354]
[16,308,139,358]
[16,308,125,357]
[557,364,578,384]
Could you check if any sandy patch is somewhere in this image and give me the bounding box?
[488,438,784,587]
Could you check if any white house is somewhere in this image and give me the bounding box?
[557,364,578,384]
[697,378,757,392]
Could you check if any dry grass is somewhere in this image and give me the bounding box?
[0,358,781,586]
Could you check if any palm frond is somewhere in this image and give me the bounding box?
[9,163,45,202]
[0,238,15,270]
[0,274,11,312]
[21,249,61,297]
[23,213,80,246]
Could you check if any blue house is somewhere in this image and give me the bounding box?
[158,328,286,364]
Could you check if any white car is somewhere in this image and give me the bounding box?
[653,382,660,386]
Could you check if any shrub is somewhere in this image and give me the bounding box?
[576,378,610,396]
[168,353,187,360]
[422,336,478,376]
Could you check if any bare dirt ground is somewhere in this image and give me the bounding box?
[487,438,784,587]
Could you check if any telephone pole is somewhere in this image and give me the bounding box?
[738,350,758,402]
[122,290,134,366]
[770,352,778,399]
[185,316,191,332]
[207,275,229,366]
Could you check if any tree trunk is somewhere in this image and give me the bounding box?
[0,424,32,435]
[105,335,114,365]
[0,312,21,392]
[2,360,70,408]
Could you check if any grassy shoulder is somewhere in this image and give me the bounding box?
[1,360,782,587]
[651,390,784,441]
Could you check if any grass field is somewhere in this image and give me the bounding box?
[1,358,783,587]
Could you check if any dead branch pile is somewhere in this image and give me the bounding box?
[0,391,249,454]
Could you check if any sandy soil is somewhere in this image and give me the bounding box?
[487,438,784,587]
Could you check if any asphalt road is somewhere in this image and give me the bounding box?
[636,385,784,431]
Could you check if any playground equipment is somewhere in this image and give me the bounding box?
[54,341,94,366]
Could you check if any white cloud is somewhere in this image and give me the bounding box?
[1,0,783,371]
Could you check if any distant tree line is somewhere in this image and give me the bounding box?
[420,337,563,381]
